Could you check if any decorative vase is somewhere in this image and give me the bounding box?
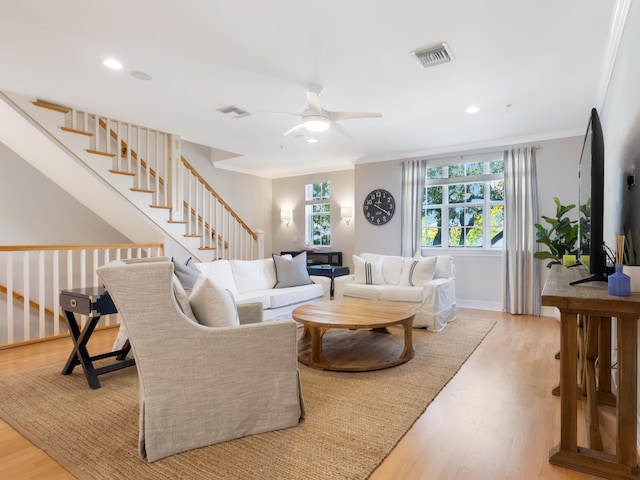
[608,264,631,296]
[622,265,640,292]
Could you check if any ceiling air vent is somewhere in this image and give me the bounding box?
[411,42,455,68]
[217,105,250,119]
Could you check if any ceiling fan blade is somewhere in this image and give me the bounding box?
[330,121,352,138]
[272,112,303,118]
[283,123,305,136]
[306,91,322,114]
[327,111,382,121]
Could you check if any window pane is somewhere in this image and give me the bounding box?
[465,206,483,227]
[426,166,443,180]
[449,227,463,247]
[490,160,504,174]
[448,164,465,178]
[490,205,504,247]
[448,207,463,227]
[465,227,483,247]
[489,180,504,201]
[466,162,483,176]
[448,184,465,204]
[466,183,484,202]
[426,186,442,205]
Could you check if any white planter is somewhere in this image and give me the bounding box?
[622,265,640,292]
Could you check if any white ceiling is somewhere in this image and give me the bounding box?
[0,0,616,178]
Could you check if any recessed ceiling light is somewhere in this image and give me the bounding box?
[465,105,480,114]
[306,138,318,144]
[103,58,123,70]
[131,71,153,81]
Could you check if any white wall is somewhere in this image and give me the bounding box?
[271,170,355,269]
[181,141,273,257]
[0,141,132,244]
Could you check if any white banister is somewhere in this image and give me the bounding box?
[0,243,164,348]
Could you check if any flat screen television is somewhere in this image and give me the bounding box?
[572,107,607,285]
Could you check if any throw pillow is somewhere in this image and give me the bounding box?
[189,276,239,328]
[171,257,201,296]
[353,254,385,285]
[400,254,437,286]
[172,275,197,321]
[272,252,312,288]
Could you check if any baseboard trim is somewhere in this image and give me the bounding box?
[456,299,502,311]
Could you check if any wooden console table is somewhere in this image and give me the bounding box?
[542,265,640,479]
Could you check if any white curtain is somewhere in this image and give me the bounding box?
[401,159,426,257]
[504,147,540,315]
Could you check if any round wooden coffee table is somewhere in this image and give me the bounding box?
[292,298,415,371]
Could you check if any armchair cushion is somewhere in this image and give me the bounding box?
[272,252,312,288]
[189,276,239,327]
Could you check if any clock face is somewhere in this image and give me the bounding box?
[363,189,396,225]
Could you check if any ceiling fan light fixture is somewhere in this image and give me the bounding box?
[303,116,330,132]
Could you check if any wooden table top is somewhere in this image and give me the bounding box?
[292,298,415,329]
[542,265,640,316]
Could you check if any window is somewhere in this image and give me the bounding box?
[305,182,331,247]
[422,156,504,249]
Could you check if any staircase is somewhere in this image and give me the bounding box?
[0,91,263,262]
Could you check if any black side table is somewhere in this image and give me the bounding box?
[60,287,134,389]
[306,265,350,296]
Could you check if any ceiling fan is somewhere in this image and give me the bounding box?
[279,83,381,137]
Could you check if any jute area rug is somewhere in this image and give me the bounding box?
[0,313,495,480]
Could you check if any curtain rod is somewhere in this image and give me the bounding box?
[399,145,540,164]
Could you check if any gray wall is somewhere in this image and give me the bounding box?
[271,169,354,269]
[0,141,131,244]
[351,136,583,311]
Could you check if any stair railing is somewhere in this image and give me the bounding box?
[0,243,164,348]
[52,104,262,259]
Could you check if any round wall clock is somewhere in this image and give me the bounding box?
[363,189,396,225]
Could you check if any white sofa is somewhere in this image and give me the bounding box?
[333,253,456,331]
[193,256,331,322]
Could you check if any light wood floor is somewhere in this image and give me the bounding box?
[0,310,614,479]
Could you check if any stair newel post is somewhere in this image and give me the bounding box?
[153,131,160,204]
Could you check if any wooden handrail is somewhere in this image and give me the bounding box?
[181,157,257,240]
[0,243,164,252]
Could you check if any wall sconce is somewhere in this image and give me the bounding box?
[280,210,292,227]
[340,206,353,225]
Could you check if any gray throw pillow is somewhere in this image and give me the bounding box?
[272,252,312,288]
[171,257,200,296]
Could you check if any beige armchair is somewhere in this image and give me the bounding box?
[97,257,305,462]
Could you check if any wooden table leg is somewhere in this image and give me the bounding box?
[616,315,638,469]
[583,315,602,451]
[552,311,578,457]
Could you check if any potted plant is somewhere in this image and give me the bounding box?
[534,197,579,268]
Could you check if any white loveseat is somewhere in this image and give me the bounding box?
[333,253,456,331]
[193,256,331,322]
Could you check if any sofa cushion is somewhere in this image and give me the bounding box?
[272,252,312,288]
[268,283,324,308]
[193,260,238,296]
[172,275,197,321]
[171,257,200,296]
[379,285,425,303]
[189,276,239,327]
[235,292,271,309]
[399,254,437,286]
[343,283,382,300]
[362,253,404,285]
[230,258,277,294]
[353,254,385,285]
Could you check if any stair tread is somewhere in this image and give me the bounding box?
[109,169,136,176]
[198,247,217,251]
[131,188,154,193]
[184,234,202,238]
[87,149,116,157]
[150,205,171,210]
[33,100,70,114]
[167,220,188,224]
[60,126,93,136]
